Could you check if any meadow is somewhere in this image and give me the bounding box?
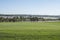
[0,22,60,40]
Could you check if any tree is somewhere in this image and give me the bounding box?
[0,17,4,22]
[30,17,38,21]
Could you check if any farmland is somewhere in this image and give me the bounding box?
[0,22,60,40]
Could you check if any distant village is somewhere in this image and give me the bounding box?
[0,14,60,22]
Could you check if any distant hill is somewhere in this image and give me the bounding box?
[0,14,60,18]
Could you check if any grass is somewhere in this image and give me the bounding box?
[0,22,60,40]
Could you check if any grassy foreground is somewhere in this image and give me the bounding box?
[0,22,60,40]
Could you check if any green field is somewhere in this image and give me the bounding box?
[0,22,60,40]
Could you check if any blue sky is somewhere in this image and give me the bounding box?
[0,0,60,15]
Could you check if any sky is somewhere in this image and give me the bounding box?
[0,0,60,15]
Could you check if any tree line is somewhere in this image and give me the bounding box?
[0,16,60,22]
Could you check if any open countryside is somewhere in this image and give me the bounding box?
[0,0,60,40]
[0,22,60,40]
